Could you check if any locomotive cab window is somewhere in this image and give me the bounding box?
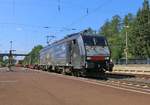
[82,35,107,46]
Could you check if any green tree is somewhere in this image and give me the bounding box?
[99,15,123,59]
[23,45,43,65]
[122,13,135,58]
[99,20,111,37]
[0,56,4,67]
[99,0,150,60]
[129,0,150,58]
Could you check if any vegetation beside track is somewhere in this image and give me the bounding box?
[23,45,43,65]
[99,0,150,60]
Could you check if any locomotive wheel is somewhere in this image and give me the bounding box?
[72,70,80,77]
[75,71,80,77]
[61,67,66,75]
[71,70,76,76]
[80,69,86,77]
[47,66,52,72]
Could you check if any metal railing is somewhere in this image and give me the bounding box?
[113,58,150,65]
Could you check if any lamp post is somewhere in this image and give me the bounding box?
[124,25,129,65]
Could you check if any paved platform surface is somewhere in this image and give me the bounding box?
[114,65,150,75]
[0,67,150,105]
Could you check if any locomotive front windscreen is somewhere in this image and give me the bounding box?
[82,35,110,56]
[82,36,107,46]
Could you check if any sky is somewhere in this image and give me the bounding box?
[0,0,146,57]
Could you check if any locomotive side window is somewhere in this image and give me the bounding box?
[72,39,76,44]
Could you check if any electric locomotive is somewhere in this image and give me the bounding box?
[39,31,113,76]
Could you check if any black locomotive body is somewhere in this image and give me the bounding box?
[39,32,113,76]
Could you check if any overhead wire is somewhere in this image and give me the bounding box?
[0,0,113,34]
[0,22,68,29]
[65,0,113,29]
[53,0,114,36]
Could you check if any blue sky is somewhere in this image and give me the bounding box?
[0,0,146,56]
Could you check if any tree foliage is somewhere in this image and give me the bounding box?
[99,15,123,59]
[23,45,43,65]
[99,0,150,59]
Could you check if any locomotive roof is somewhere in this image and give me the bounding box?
[40,33,80,53]
[52,33,104,44]
[40,32,105,53]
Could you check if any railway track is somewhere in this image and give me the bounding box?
[58,70,150,93]
[62,72,150,94]
[0,67,150,105]
[1,67,150,94]
[23,67,150,94]
[44,70,150,94]
[91,72,150,91]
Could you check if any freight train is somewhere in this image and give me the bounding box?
[37,31,114,76]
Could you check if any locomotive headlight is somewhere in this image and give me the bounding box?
[105,57,109,60]
[87,57,91,60]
